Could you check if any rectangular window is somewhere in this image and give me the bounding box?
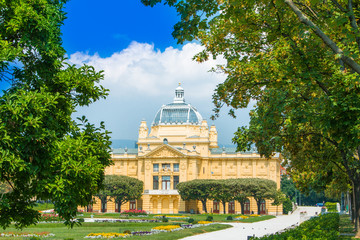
[162,163,170,171]
[130,200,136,210]
[173,176,179,189]
[162,176,171,190]
[153,164,159,172]
[153,176,159,190]
[173,163,179,172]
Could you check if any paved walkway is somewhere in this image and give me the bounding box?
[181,207,321,240]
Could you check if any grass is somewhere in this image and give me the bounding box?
[1,222,232,240]
[339,214,357,240]
[32,202,55,211]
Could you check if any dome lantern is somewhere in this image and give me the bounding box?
[152,84,203,126]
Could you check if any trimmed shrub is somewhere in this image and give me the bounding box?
[123,230,131,234]
[77,218,85,223]
[188,218,195,223]
[161,216,169,222]
[226,216,233,220]
[251,213,339,240]
[325,202,338,212]
[283,197,293,214]
[206,215,213,221]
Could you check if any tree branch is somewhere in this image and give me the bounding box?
[347,0,360,53]
[285,0,360,75]
[330,0,346,12]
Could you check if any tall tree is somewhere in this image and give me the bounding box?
[103,175,143,213]
[0,0,111,229]
[142,0,360,230]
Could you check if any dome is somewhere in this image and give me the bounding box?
[152,84,203,126]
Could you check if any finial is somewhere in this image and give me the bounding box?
[178,82,181,86]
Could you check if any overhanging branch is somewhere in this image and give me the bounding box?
[285,0,360,75]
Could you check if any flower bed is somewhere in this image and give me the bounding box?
[198,221,212,225]
[151,225,182,232]
[0,232,54,238]
[94,219,159,223]
[154,215,189,219]
[235,215,249,220]
[85,233,130,238]
[39,213,64,222]
[83,222,217,238]
[249,214,260,217]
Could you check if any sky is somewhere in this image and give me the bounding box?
[4,1,254,146]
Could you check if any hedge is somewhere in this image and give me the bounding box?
[325,202,338,212]
[251,213,339,240]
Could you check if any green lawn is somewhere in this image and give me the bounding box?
[1,222,232,240]
[78,212,275,223]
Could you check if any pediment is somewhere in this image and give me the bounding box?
[144,144,186,158]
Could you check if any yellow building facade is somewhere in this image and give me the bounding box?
[87,85,282,215]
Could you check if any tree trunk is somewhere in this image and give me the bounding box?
[118,202,122,214]
[222,201,226,214]
[240,202,245,215]
[257,201,261,215]
[201,200,207,213]
[353,181,360,231]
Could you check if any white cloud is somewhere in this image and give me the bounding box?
[69,42,251,145]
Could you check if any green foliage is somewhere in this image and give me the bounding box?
[123,230,131,234]
[96,175,143,213]
[187,218,194,223]
[205,216,213,221]
[325,202,338,213]
[0,0,111,229]
[226,216,233,221]
[282,198,293,214]
[142,0,360,229]
[77,218,85,223]
[161,217,168,223]
[251,213,340,240]
[178,178,277,215]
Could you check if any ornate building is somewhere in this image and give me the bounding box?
[87,85,282,215]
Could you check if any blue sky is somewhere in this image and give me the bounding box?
[3,1,253,146]
[62,1,180,57]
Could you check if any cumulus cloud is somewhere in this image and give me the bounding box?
[69,42,251,144]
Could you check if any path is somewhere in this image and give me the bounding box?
[181,206,321,240]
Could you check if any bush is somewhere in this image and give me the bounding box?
[250,213,339,240]
[123,230,131,234]
[325,202,338,212]
[283,197,293,214]
[121,209,148,216]
[188,218,195,223]
[77,218,85,223]
[226,216,233,220]
[161,216,168,222]
[206,215,213,221]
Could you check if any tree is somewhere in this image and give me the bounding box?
[227,179,250,215]
[246,179,277,215]
[0,0,111,229]
[142,0,360,230]
[103,175,143,213]
[177,179,213,213]
[210,180,233,214]
[281,176,297,201]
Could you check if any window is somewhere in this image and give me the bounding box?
[162,163,170,171]
[153,164,159,172]
[130,200,136,210]
[173,163,179,172]
[153,176,159,190]
[173,176,179,189]
[162,176,171,190]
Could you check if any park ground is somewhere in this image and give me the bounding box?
[0,206,358,239]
